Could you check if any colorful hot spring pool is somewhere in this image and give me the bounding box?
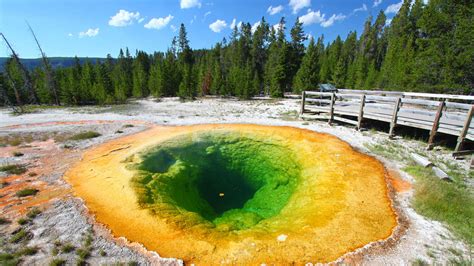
[65,124,397,264]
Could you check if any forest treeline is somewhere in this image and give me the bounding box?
[0,0,472,107]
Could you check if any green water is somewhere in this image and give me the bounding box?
[131,131,301,230]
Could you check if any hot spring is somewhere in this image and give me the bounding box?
[66,124,397,264]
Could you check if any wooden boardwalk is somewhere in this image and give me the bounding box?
[299,89,474,154]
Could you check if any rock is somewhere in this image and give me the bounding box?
[277,234,287,242]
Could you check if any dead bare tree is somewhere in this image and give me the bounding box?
[27,22,60,105]
[0,73,24,113]
[0,32,39,104]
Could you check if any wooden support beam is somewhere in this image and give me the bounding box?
[357,94,366,130]
[389,98,401,138]
[455,105,474,152]
[427,100,445,150]
[328,93,336,124]
[300,91,306,115]
[452,150,474,158]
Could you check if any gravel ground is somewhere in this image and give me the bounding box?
[0,97,471,265]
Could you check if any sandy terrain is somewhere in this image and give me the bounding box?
[0,97,471,265]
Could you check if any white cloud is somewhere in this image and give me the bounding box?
[273,22,284,32]
[138,18,145,23]
[299,9,345,28]
[180,0,201,9]
[230,18,237,29]
[79,28,99,38]
[267,5,284,15]
[144,15,174,30]
[354,4,368,13]
[385,1,402,14]
[373,0,383,7]
[289,0,311,14]
[320,14,346,27]
[209,19,227,33]
[230,18,242,29]
[204,11,211,17]
[170,24,178,32]
[299,9,325,26]
[251,21,261,33]
[68,33,73,37]
[109,10,141,27]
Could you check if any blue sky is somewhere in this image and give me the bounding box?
[0,0,404,58]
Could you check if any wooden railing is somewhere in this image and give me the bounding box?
[300,89,474,154]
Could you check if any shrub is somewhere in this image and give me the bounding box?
[0,253,19,266]
[17,246,38,256]
[49,258,66,266]
[0,217,10,224]
[17,218,30,225]
[123,124,134,128]
[10,228,30,243]
[61,243,75,253]
[68,131,101,141]
[0,164,27,175]
[16,188,39,197]
[26,207,41,219]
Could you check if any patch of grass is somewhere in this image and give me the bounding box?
[75,247,91,260]
[302,122,309,125]
[405,165,474,245]
[123,124,134,128]
[75,231,93,265]
[115,130,124,134]
[12,152,24,157]
[17,218,30,225]
[49,258,66,266]
[10,228,30,243]
[0,253,19,266]
[17,246,38,256]
[0,164,27,175]
[68,131,101,141]
[99,249,106,256]
[28,172,37,177]
[26,207,41,219]
[61,243,75,253]
[447,247,463,257]
[15,188,39,197]
[51,247,59,256]
[0,217,10,224]
[128,261,139,266]
[411,258,429,266]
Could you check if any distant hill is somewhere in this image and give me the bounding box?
[0,57,107,71]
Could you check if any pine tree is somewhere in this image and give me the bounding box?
[265,17,288,97]
[177,24,196,99]
[288,17,307,90]
[132,50,150,97]
[294,37,320,93]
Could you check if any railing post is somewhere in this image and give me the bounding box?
[427,100,445,150]
[455,105,474,152]
[300,91,306,115]
[328,93,336,124]
[389,97,401,138]
[357,94,366,131]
